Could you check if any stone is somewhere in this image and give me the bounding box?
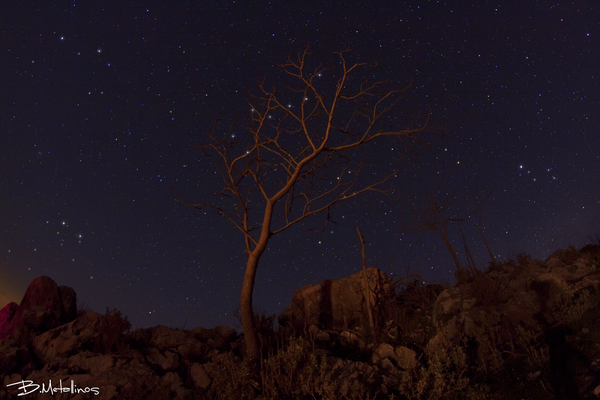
[395,346,418,370]
[58,285,77,322]
[213,325,236,342]
[68,352,115,375]
[308,324,320,335]
[435,286,463,315]
[316,330,330,342]
[32,311,107,361]
[148,325,188,351]
[307,324,330,341]
[340,330,366,350]
[0,276,77,340]
[380,357,397,374]
[372,343,396,364]
[545,257,565,269]
[5,255,600,399]
[0,340,31,377]
[177,336,208,359]
[192,326,210,340]
[0,302,18,331]
[145,347,180,372]
[278,267,394,330]
[207,325,237,349]
[535,272,569,292]
[159,371,191,399]
[462,298,477,311]
[191,362,211,389]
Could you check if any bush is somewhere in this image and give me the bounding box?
[101,308,131,353]
[549,245,580,265]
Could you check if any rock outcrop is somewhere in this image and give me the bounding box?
[0,276,77,341]
[428,253,600,358]
[1,316,241,399]
[3,244,600,399]
[278,267,394,330]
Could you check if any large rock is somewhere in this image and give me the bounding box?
[145,347,180,372]
[0,339,32,378]
[279,267,394,330]
[0,276,77,340]
[190,363,212,389]
[0,302,18,334]
[148,325,188,350]
[32,311,108,362]
[396,346,418,370]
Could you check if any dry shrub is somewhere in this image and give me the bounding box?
[549,245,580,265]
[397,337,481,400]
[101,308,131,353]
[203,336,374,400]
[468,274,505,307]
[516,252,532,267]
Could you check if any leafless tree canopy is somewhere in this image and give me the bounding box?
[176,48,434,255]
[174,47,437,359]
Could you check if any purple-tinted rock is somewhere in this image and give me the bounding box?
[0,276,77,340]
[0,302,19,339]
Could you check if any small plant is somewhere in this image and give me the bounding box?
[570,289,600,359]
[396,337,476,400]
[549,245,580,265]
[101,307,131,353]
[454,267,473,285]
[587,233,600,246]
[468,274,505,307]
[76,299,91,318]
[516,252,532,267]
[202,352,259,399]
[202,336,377,399]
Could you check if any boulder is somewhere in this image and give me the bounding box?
[340,330,366,350]
[0,302,18,330]
[205,325,237,349]
[32,311,107,361]
[395,346,418,370]
[145,347,180,372]
[373,343,396,363]
[213,325,236,342]
[148,325,188,351]
[279,267,394,330]
[0,339,31,377]
[434,286,463,316]
[177,336,209,359]
[67,351,115,375]
[307,324,330,341]
[0,276,77,340]
[190,363,212,389]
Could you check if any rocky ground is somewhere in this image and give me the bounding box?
[2,244,600,399]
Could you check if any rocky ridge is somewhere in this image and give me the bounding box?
[1,244,600,399]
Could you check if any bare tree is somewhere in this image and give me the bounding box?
[401,189,470,273]
[356,226,374,332]
[475,193,496,265]
[401,188,494,278]
[174,48,436,359]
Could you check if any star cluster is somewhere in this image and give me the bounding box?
[1,1,599,330]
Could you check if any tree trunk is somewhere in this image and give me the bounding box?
[477,215,496,265]
[357,227,374,331]
[441,235,463,271]
[241,253,260,359]
[241,201,275,360]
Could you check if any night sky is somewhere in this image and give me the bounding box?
[1,1,599,331]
